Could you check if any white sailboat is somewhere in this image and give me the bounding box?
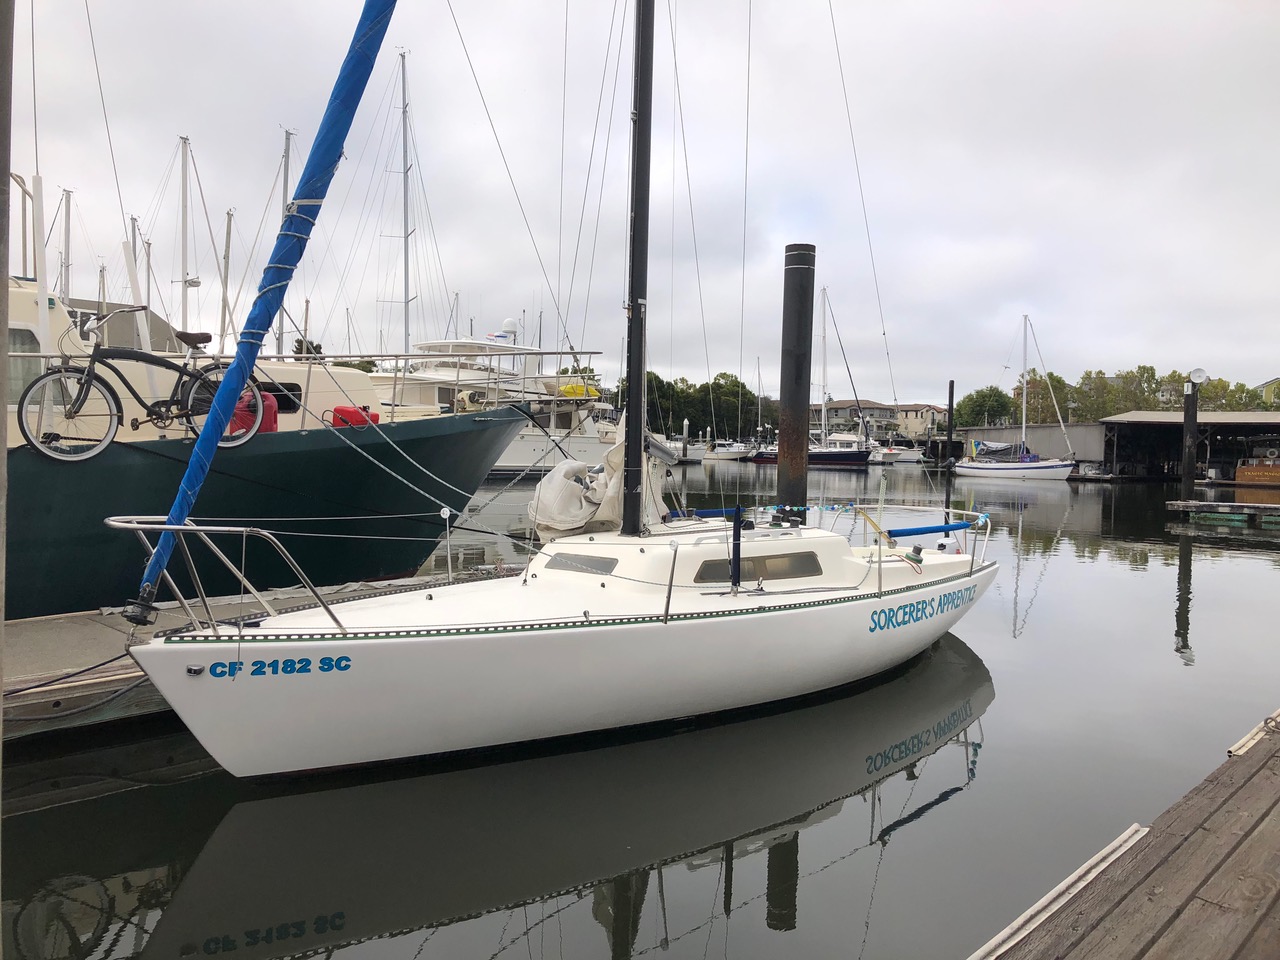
[953,314,1075,481]
[120,0,998,778]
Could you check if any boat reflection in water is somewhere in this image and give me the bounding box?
[7,636,992,960]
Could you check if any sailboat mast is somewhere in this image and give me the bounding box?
[60,187,72,301]
[820,287,828,441]
[180,138,189,331]
[621,0,656,536]
[1020,313,1028,451]
[219,209,233,348]
[278,130,293,355]
[756,357,763,437]
[401,50,412,358]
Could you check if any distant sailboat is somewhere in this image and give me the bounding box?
[953,315,1075,481]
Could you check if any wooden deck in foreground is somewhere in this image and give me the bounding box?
[970,712,1280,959]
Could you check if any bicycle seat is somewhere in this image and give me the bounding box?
[175,331,214,348]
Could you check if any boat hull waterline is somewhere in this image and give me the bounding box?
[131,526,997,777]
[952,459,1074,481]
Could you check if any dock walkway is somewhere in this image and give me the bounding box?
[970,713,1280,959]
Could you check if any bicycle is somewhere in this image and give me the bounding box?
[17,305,265,462]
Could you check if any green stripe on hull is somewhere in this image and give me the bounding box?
[6,409,526,620]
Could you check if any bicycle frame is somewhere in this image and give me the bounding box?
[70,344,201,417]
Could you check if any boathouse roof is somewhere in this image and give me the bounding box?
[1101,411,1280,425]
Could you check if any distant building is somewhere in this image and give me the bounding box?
[810,400,948,442]
[1256,377,1280,405]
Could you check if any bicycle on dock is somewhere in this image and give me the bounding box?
[18,306,265,462]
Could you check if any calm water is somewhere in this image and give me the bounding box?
[6,466,1280,959]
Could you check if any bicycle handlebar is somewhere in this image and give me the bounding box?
[78,304,148,339]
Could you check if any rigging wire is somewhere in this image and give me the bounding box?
[227,157,284,333]
[83,0,128,240]
[444,0,572,348]
[662,0,715,445]
[187,146,235,331]
[562,0,627,355]
[826,2,900,424]
[29,0,37,173]
[825,297,871,442]
[735,0,753,444]
[571,0,630,361]
[558,0,569,306]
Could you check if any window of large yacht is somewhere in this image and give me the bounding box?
[544,553,619,575]
[693,551,822,583]
[9,328,41,404]
[260,382,303,414]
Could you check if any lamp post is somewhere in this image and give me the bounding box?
[1181,368,1207,500]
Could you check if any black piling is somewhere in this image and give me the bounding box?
[1180,379,1199,501]
[766,832,800,932]
[944,379,955,521]
[777,244,816,517]
[946,379,955,458]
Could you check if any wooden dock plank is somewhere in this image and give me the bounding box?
[1142,798,1280,959]
[996,735,1280,960]
[1234,902,1280,960]
[1064,756,1280,960]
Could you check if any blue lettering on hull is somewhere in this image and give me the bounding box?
[868,584,978,633]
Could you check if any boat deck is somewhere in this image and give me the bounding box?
[970,712,1280,959]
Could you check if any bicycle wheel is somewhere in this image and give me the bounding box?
[182,364,265,447]
[17,368,121,462]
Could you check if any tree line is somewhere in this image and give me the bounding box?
[612,372,780,441]
[955,365,1279,428]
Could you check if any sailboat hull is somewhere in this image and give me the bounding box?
[750,448,871,467]
[130,549,997,777]
[952,459,1074,481]
[6,408,527,619]
[131,636,991,958]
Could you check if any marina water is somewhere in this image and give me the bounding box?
[5,465,1278,958]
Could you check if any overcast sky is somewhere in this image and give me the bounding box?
[12,1,1279,405]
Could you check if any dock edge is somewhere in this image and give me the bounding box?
[965,823,1149,960]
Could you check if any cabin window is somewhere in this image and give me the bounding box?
[259,382,303,414]
[8,328,41,403]
[437,387,456,406]
[693,551,823,583]
[544,553,619,575]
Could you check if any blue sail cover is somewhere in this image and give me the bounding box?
[133,0,397,607]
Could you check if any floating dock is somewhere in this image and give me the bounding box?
[969,711,1280,959]
[1167,500,1280,529]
